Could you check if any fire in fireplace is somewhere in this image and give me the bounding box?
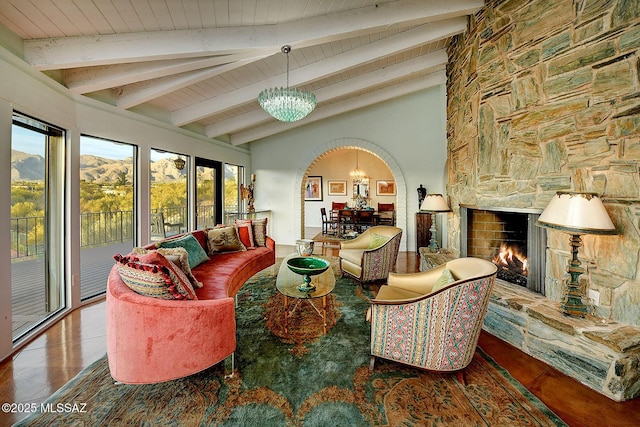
[493,242,528,286]
[460,206,546,295]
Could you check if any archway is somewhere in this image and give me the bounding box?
[293,138,407,251]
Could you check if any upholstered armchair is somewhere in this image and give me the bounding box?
[369,257,498,382]
[339,226,402,283]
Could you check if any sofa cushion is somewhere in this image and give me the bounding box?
[431,268,456,293]
[114,252,198,300]
[339,249,365,267]
[368,233,389,249]
[207,226,246,254]
[133,246,203,289]
[252,218,268,247]
[235,220,255,248]
[157,234,210,269]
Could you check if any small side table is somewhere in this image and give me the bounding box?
[275,255,336,334]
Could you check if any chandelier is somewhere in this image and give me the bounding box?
[350,150,366,182]
[258,45,316,122]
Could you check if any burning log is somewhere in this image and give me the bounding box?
[493,242,528,285]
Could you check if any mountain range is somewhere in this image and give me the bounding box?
[12,150,186,183]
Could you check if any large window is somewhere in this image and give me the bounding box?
[10,113,65,340]
[150,149,188,241]
[79,135,135,300]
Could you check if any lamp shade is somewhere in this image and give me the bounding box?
[536,192,616,235]
[420,194,451,212]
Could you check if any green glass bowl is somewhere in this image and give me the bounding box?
[286,257,330,276]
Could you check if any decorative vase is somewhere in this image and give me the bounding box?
[295,239,315,256]
[286,256,331,292]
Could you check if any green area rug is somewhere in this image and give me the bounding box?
[16,259,567,426]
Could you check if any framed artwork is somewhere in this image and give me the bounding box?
[327,180,347,196]
[376,180,396,196]
[304,176,323,201]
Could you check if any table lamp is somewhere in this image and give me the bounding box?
[419,194,451,252]
[536,192,616,317]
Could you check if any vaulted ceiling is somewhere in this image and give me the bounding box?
[0,0,482,146]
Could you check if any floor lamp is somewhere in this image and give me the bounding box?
[536,192,616,317]
[419,194,451,253]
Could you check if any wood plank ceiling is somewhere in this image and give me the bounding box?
[0,0,482,146]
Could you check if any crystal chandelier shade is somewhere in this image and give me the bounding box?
[258,45,317,122]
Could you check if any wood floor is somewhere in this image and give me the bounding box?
[1,249,638,426]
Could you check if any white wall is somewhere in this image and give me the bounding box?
[250,84,448,251]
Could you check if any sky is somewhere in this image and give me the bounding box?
[12,126,176,161]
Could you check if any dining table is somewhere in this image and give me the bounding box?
[334,209,380,236]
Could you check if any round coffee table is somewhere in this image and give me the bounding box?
[276,254,336,334]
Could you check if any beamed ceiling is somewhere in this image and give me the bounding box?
[0,0,482,146]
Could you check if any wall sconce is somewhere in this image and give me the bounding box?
[419,194,451,252]
[536,192,616,317]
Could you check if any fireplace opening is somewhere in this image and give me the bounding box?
[460,206,546,295]
[493,242,528,286]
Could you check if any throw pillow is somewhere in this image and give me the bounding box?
[235,219,255,248]
[157,234,209,269]
[368,233,390,249]
[431,268,456,293]
[207,226,247,254]
[132,247,203,289]
[113,253,198,300]
[252,218,268,247]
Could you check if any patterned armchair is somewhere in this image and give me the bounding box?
[339,226,402,283]
[369,257,497,382]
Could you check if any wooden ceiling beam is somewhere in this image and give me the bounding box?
[64,51,269,94]
[229,71,448,146]
[205,50,448,138]
[172,19,466,126]
[24,0,482,70]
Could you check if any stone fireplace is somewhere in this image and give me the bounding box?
[443,0,640,401]
[460,206,546,294]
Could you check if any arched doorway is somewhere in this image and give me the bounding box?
[293,138,407,251]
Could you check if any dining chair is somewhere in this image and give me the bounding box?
[377,203,395,226]
[320,207,337,235]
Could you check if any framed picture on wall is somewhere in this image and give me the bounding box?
[376,180,396,195]
[304,176,323,201]
[327,180,347,196]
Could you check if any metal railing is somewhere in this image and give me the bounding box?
[10,205,223,260]
[10,216,44,260]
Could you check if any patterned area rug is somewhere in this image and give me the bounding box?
[15,259,567,426]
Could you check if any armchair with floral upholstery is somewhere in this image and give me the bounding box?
[368,257,497,383]
[338,226,402,283]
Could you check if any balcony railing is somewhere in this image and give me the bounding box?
[10,205,225,260]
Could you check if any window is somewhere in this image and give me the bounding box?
[79,135,136,300]
[10,113,65,340]
[150,149,188,241]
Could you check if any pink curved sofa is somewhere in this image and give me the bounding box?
[106,229,275,384]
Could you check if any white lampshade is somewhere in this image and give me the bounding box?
[420,194,451,212]
[536,192,616,235]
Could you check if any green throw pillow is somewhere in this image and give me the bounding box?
[158,234,210,269]
[368,233,389,249]
[431,268,456,293]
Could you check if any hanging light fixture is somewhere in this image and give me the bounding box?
[258,45,316,122]
[173,156,185,171]
[350,150,366,182]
